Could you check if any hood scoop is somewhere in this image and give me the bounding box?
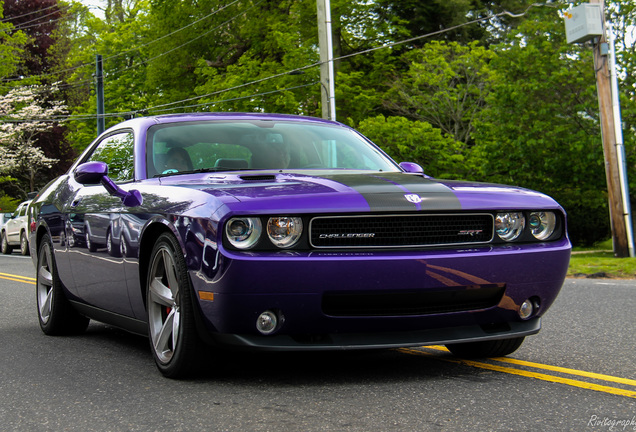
[240,174,277,182]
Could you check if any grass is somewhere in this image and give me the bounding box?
[568,239,636,279]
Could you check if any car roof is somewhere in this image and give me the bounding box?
[102,112,343,134]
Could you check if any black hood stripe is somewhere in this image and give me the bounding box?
[317,173,461,212]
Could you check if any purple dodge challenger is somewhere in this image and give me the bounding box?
[29,113,571,378]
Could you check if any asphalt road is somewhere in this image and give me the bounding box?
[0,252,634,431]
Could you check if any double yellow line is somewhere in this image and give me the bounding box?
[0,272,36,285]
[399,346,636,399]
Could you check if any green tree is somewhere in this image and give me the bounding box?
[0,2,27,84]
[472,6,612,246]
[61,0,150,150]
[382,40,496,149]
[372,0,536,46]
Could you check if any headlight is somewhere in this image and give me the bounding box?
[267,216,303,248]
[495,212,525,241]
[226,217,262,249]
[529,211,556,240]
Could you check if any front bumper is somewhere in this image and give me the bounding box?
[191,238,570,349]
[210,318,541,351]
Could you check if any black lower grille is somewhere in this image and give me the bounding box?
[310,214,493,248]
[322,284,505,317]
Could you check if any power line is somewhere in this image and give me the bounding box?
[1,0,244,84]
[106,0,264,76]
[144,3,554,114]
[105,0,242,63]
[1,81,319,122]
[148,81,320,114]
[0,4,71,33]
[0,2,61,22]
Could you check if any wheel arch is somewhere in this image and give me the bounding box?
[137,218,213,346]
[138,219,183,309]
[35,224,51,253]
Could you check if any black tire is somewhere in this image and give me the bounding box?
[146,233,201,378]
[106,230,120,257]
[85,228,96,252]
[36,234,90,335]
[20,231,30,256]
[120,235,128,257]
[445,337,525,359]
[1,231,13,254]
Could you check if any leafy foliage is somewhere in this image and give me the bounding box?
[0,193,20,213]
[2,0,64,77]
[383,41,496,148]
[357,115,466,179]
[0,3,27,84]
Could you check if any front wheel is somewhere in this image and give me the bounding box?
[36,234,90,335]
[106,230,120,257]
[445,337,525,359]
[146,233,201,378]
[85,228,96,252]
[20,231,29,256]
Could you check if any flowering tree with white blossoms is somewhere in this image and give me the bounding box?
[0,84,67,195]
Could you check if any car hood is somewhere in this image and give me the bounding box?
[158,171,561,214]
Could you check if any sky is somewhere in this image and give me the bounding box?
[79,0,105,18]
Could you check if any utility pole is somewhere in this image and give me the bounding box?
[565,1,632,257]
[96,54,105,136]
[608,24,635,257]
[588,0,630,257]
[316,0,336,121]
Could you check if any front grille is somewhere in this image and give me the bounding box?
[322,284,505,316]
[310,214,493,248]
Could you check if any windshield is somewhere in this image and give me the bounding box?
[146,120,399,177]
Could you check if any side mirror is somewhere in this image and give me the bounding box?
[73,162,143,207]
[399,162,432,178]
[74,161,108,184]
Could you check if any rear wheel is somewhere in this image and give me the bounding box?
[1,231,13,254]
[147,233,200,378]
[445,337,525,359]
[37,234,90,335]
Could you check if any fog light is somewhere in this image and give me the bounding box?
[519,299,534,320]
[256,311,278,335]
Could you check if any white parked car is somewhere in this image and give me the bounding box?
[1,200,32,255]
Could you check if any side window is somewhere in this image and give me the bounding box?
[86,131,134,182]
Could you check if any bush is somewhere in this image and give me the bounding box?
[0,193,20,214]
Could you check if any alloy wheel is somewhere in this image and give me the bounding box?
[36,242,54,324]
[147,245,181,364]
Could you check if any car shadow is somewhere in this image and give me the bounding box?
[67,323,493,385]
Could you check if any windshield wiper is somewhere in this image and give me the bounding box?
[154,167,255,178]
